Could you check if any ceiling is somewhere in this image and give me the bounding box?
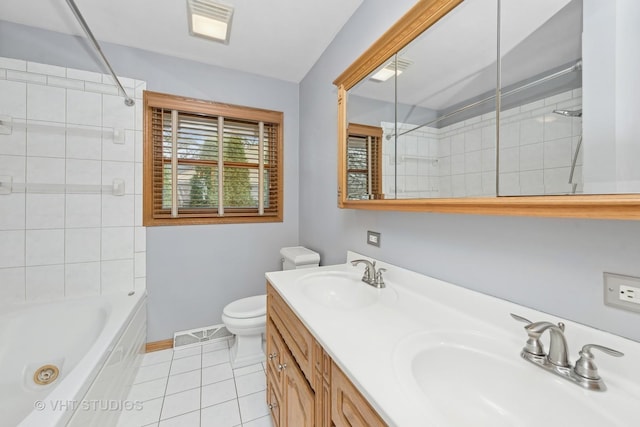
[0,0,363,83]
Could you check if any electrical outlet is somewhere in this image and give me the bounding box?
[367,230,381,247]
[604,272,640,313]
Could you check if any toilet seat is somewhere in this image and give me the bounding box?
[222,295,266,319]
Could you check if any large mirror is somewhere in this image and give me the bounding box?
[335,0,640,219]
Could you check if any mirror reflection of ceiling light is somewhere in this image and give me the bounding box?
[370,57,413,82]
[187,0,234,44]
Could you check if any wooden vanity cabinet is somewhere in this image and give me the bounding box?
[266,282,388,427]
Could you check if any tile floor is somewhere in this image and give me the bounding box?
[117,340,274,427]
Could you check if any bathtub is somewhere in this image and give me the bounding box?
[0,291,147,427]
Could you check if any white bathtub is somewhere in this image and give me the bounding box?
[0,291,147,427]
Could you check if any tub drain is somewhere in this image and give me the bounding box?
[33,365,59,385]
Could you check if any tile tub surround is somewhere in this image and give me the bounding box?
[119,340,273,427]
[381,88,582,197]
[0,56,146,302]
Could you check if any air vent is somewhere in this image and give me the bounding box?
[173,323,233,349]
[370,57,413,82]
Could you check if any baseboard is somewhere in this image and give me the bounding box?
[145,338,173,353]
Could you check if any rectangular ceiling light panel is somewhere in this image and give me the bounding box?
[187,0,234,44]
[370,57,413,82]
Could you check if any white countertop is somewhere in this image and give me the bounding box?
[265,251,640,427]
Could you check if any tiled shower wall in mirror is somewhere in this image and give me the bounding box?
[382,88,582,198]
[0,56,146,302]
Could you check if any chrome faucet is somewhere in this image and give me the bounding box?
[511,313,623,391]
[351,259,386,288]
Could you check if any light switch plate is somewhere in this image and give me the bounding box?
[604,272,640,313]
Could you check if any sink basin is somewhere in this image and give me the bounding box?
[298,271,391,309]
[394,331,634,426]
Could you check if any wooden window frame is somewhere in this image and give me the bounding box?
[143,91,283,226]
[346,123,384,200]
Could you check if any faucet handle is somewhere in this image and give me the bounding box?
[374,268,386,287]
[511,313,546,357]
[574,344,624,380]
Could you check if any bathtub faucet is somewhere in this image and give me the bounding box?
[351,259,386,288]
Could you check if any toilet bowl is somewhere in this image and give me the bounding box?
[221,295,267,368]
[221,246,320,368]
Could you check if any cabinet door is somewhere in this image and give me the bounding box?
[267,375,283,427]
[331,362,387,427]
[284,353,315,427]
[267,319,286,391]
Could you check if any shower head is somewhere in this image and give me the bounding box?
[553,109,582,117]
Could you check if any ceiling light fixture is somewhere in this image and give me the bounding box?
[187,0,234,44]
[370,57,413,82]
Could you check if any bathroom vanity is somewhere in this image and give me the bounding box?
[265,252,640,426]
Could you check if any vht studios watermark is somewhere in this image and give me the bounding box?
[34,399,144,412]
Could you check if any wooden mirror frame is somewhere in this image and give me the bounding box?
[334,0,640,220]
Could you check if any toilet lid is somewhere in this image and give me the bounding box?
[223,295,266,319]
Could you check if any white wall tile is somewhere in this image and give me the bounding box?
[0,154,26,183]
[26,157,65,184]
[451,175,466,197]
[134,163,143,195]
[544,116,573,141]
[0,230,25,268]
[103,130,135,162]
[26,264,64,301]
[135,252,146,278]
[464,129,482,152]
[26,229,64,266]
[102,194,134,227]
[67,90,102,126]
[498,172,520,195]
[544,167,572,194]
[47,76,84,90]
[134,227,146,252]
[103,94,135,130]
[66,194,101,228]
[102,161,134,194]
[481,126,495,149]
[544,138,572,168]
[451,154,465,175]
[519,117,544,145]
[66,126,102,160]
[464,151,482,174]
[500,122,520,148]
[499,147,519,173]
[0,80,27,118]
[135,277,146,291]
[27,84,65,122]
[520,170,545,195]
[66,228,101,263]
[519,143,543,171]
[27,62,66,77]
[465,173,483,196]
[25,194,65,229]
[65,262,101,297]
[0,57,27,71]
[102,227,134,260]
[134,130,143,163]
[0,267,26,303]
[7,70,46,84]
[450,134,465,154]
[135,195,143,227]
[481,149,496,172]
[101,259,134,294]
[0,193,25,230]
[66,159,101,185]
[26,127,66,158]
[66,68,102,83]
[0,127,27,156]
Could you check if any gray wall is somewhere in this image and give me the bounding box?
[1,21,300,341]
[299,0,640,342]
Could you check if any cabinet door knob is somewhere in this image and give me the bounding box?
[268,402,278,410]
[268,352,278,360]
[277,363,287,371]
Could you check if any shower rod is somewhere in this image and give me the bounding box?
[394,60,582,138]
[65,0,135,107]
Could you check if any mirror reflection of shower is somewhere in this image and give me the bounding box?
[553,109,582,194]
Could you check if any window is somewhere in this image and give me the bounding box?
[143,91,283,225]
[346,123,383,200]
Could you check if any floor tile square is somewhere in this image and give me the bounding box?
[166,369,201,396]
[235,371,266,397]
[141,349,174,367]
[202,378,237,408]
[233,363,263,377]
[201,399,241,427]
[202,362,233,385]
[158,409,200,427]
[169,354,201,376]
[160,388,201,420]
[173,345,202,360]
[135,362,171,384]
[243,415,274,427]
[202,339,230,353]
[238,390,269,423]
[116,396,162,427]
[127,377,168,402]
[202,348,230,367]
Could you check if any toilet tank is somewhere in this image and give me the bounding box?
[280,246,320,271]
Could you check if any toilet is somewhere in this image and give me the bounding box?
[221,246,320,368]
